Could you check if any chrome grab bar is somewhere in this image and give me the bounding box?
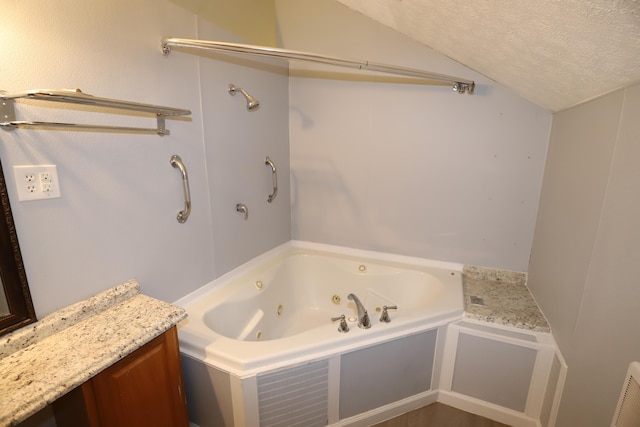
[170,155,191,223]
[265,156,278,203]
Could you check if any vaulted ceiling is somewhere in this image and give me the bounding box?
[173,0,640,112]
[334,0,640,111]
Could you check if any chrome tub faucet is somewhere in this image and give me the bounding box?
[347,293,371,329]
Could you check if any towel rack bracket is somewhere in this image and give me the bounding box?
[0,95,17,129]
[156,114,167,136]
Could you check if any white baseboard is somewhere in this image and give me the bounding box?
[192,390,540,427]
[328,390,438,427]
[438,390,541,427]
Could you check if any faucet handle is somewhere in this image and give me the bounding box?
[379,305,398,323]
[331,314,349,333]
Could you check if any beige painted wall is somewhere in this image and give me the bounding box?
[169,0,277,45]
[528,92,623,351]
[0,0,290,319]
[277,0,551,272]
[528,83,640,427]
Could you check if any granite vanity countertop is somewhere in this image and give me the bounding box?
[0,280,187,427]
[463,266,550,333]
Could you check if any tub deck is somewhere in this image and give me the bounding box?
[175,241,464,375]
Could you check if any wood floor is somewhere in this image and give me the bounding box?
[372,402,511,427]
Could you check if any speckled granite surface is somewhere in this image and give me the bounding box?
[0,280,187,427]
[463,266,550,333]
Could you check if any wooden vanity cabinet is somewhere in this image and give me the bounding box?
[53,326,189,427]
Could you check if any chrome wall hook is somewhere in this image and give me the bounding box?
[236,203,248,220]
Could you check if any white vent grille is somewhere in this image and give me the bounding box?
[257,359,329,427]
[612,362,640,427]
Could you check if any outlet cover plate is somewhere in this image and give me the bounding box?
[13,165,61,201]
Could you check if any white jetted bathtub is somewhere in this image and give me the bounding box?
[175,241,464,427]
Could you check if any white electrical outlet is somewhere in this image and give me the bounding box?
[13,165,61,201]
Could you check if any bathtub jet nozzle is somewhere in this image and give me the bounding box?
[228,84,260,111]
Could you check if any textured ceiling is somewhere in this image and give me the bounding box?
[334,0,640,111]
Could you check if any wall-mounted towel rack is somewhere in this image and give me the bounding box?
[0,89,191,136]
[161,38,475,94]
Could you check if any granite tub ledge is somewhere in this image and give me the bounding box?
[0,279,187,427]
[463,265,550,333]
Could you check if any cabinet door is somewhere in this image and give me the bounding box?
[339,330,437,419]
[451,332,537,412]
[88,326,189,427]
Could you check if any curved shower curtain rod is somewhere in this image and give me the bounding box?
[161,38,475,94]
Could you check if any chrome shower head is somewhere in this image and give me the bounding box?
[228,84,260,111]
